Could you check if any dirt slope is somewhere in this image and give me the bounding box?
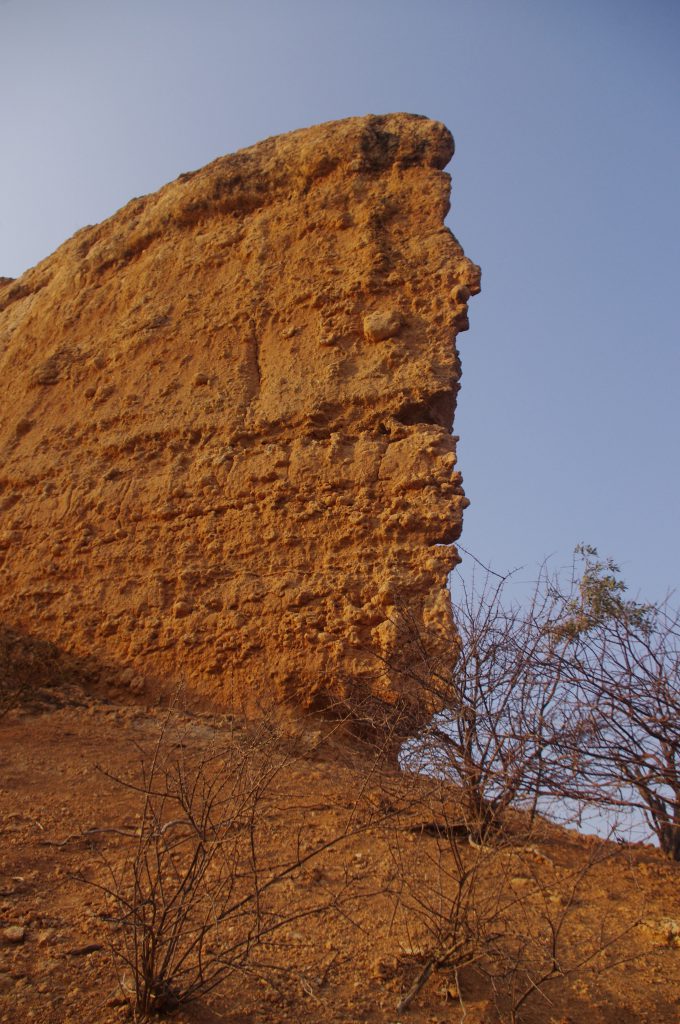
[1,689,679,1024]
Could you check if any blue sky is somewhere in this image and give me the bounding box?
[2,0,678,600]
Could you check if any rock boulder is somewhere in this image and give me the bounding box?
[0,113,479,725]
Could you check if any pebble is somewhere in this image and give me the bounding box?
[3,925,26,944]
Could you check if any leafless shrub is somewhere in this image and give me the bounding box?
[384,778,512,1013]
[382,566,578,841]
[383,776,640,1021]
[482,841,639,1022]
[85,706,383,1018]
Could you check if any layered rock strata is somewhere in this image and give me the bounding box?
[0,113,479,720]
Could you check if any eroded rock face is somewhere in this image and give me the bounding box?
[0,113,479,721]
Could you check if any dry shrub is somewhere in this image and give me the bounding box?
[381,761,643,1020]
[86,706,380,1019]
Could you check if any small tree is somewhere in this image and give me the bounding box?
[390,566,575,839]
[554,548,680,858]
[371,547,667,1013]
[389,547,680,855]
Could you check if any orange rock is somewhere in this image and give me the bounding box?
[0,114,479,726]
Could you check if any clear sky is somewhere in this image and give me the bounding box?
[1,0,678,601]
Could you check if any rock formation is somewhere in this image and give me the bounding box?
[0,113,479,722]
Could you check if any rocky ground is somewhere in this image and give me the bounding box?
[1,682,680,1024]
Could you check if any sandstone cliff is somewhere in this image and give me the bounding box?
[0,113,479,721]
